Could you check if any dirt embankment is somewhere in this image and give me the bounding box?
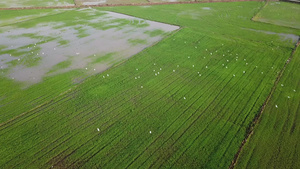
[0,0,264,10]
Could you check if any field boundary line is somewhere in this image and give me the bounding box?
[0,0,264,11]
[229,37,300,169]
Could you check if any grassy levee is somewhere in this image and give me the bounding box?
[253,1,300,29]
[0,1,299,168]
[235,45,300,169]
[0,0,74,8]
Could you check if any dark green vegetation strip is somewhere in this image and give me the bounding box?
[0,1,299,168]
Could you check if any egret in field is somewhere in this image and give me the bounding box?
[155,73,157,76]
[223,54,225,56]
[188,56,190,59]
[246,63,248,65]
[275,105,278,108]
[135,77,137,79]
[261,72,263,74]
[173,70,175,72]
[107,74,109,77]
[222,64,224,66]
[157,72,159,75]
[199,74,202,76]
[141,86,143,88]
[184,97,186,100]
[153,70,155,72]
[94,54,96,56]
[192,65,194,67]
[226,66,228,69]
[177,65,179,67]
[244,59,246,61]
[149,131,152,134]
[206,66,208,68]
[206,49,207,51]
[160,68,162,70]
[138,76,140,78]
[233,74,235,77]
[42,52,44,55]
[94,69,96,71]
[154,63,156,65]
[76,52,80,55]
[287,96,290,99]
[136,68,138,71]
[18,58,20,61]
[204,57,206,59]
[243,71,245,74]
[281,84,284,87]
[195,46,197,49]
[103,76,105,78]
[227,60,229,62]
[85,68,88,70]
[97,128,100,132]
[210,53,212,55]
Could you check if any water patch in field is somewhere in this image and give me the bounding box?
[82,1,107,5]
[0,10,179,85]
[202,7,211,10]
[243,28,299,44]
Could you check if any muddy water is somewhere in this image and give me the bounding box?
[244,28,299,44]
[0,10,179,85]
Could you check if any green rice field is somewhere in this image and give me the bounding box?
[0,1,299,168]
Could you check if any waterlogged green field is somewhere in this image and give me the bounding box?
[0,1,299,168]
[253,1,300,29]
[0,0,74,8]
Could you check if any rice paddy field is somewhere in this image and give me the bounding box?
[0,1,299,168]
[0,0,74,8]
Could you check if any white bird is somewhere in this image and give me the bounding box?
[155,73,157,76]
[157,72,159,75]
[160,68,162,70]
[85,68,88,70]
[141,86,143,88]
[136,68,138,71]
[246,63,248,65]
[107,74,109,77]
[138,76,140,78]
[233,74,235,77]
[103,76,105,78]
[184,97,186,100]
[97,128,100,132]
[154,63,156,65]
[261,72,263,74]
[149,131,152,134]
[94,69,96,71]
[192,65,194,67]
[206,66,208,68]
[177,65,179,67]
[243,71,245,74]
[287,96,290,99]
[225,66,228,69]
[188,56,190,59]
[275,105,278,108]
[281,84,284,87]
[199,74,201,76]
[294,89,296,92]
[173,70,175,72]
[135,77,137,79]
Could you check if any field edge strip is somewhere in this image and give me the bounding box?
[229,38,300,169]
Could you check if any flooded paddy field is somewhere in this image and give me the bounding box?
[0,0,75,8]
[0,8,179,85]
[0,1,300,169]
